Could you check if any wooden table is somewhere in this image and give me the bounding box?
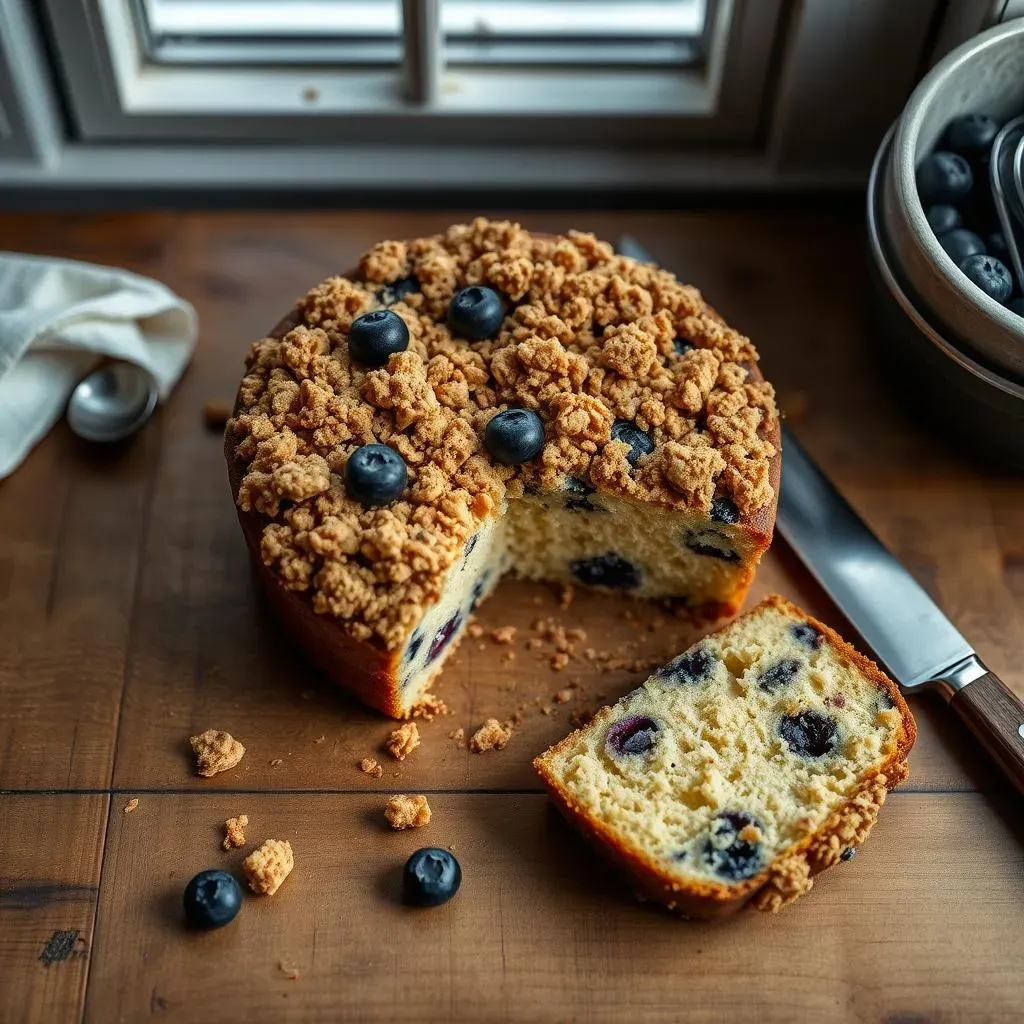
[1,211,1021,1024]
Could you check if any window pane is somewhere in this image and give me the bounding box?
[140,0,708,66]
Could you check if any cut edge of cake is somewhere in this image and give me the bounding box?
[532,594,917,919]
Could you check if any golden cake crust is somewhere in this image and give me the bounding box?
[225,221,781,661]
[533,595,917,919]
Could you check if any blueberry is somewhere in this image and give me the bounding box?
[790,622,823,650]
[758,658,802,692]
[959,253,1013,303]
[345,444,408,506]
[710,495,740,525]
[448,286,505,340]
[403,848,461,907]
[427,611,462,664]
[917,152,973,205]
[674,337,695,356]
[182,870,242,930]
[484,408,545,465]
[610,419,655,467]
[406,630,424,663]
[348,309,410,367]
[606,714,660,756]
[685,529,739,563]
[938,228,985,265]
[1007,297,1024,318]
[942,113,1000,159]
[987,231,1010,261]
[702,811,763,882]
[570,553,641,589]
[469,572,491,612]
[659,646,715,685]
[876,689,896,712]
[779,710,839,759]
[563,475,602,513]
[840,847,857,863]
[378,275,420,304]
[925,204,961,235]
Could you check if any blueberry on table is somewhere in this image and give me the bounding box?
[348,309,410,367]
[484,408,545,465]
[345,444,408,506]
[941,113,1000,159]
[447,285,505,340]
[916,151,973,205]
[610,419,655,467]
[404,848,462,907]
[1007,297,1024,318]
[606,715,661,756]
[959,253,1013,303]
[925,204,961,235]
[183,870,242,930]
[938,228,985,266]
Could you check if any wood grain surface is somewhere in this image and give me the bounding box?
[0,210,1021,1024]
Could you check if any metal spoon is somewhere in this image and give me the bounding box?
[66,362,159,443]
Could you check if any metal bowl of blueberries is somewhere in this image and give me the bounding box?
[869,18,1024,469]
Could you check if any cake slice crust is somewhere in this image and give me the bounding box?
[533,595,916,918]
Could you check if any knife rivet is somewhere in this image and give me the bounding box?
[1018,723,1024,742]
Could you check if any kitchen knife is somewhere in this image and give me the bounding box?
[617,235,1024,795]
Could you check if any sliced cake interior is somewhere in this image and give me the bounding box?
[534,595,916,916]
[396,487,762,708]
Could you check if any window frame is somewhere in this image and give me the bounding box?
[39,0,784,147]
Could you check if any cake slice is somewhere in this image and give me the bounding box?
[533,595,916,918]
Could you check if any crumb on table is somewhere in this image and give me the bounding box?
[122,798,139,814]
[313,735,326,744]
[359,757,384,779]
[278,960,301,981]
[242,839,294,896]
[189,729,245,778]
[553,687,574,704]
[467,623,484,639]
[469,718,513,753]
[223,814,249,850]
[385,721,420,760]
[412,693,448,720]
[384,794,432,830]
[203,399,233,430]
[448,727,466,748]
[491,626,517,644]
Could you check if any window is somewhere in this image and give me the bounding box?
[138,1,710,69]
[40,0,782,145]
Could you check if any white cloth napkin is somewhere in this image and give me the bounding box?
[0,251,197,479]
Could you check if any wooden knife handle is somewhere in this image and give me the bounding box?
[950,671,1024,797]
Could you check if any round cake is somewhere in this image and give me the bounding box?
[224,220,782,718]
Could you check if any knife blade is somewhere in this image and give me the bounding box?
[617,234,1024,794]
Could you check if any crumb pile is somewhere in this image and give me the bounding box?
[190,729,246,777]
[243,839,294,896]
[385,794,432,830]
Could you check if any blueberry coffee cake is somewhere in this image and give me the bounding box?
[225,220,780,718]
[534,595,916,918]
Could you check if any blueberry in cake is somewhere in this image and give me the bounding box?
[225,220,781,718]
[533,595,916,918]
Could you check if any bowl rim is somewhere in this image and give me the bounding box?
[869,125,1024,403]
[891,18,1024,339]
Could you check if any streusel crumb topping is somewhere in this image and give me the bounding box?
[228,219,778,650]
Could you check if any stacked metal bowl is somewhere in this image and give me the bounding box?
[869,18,1024,470]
